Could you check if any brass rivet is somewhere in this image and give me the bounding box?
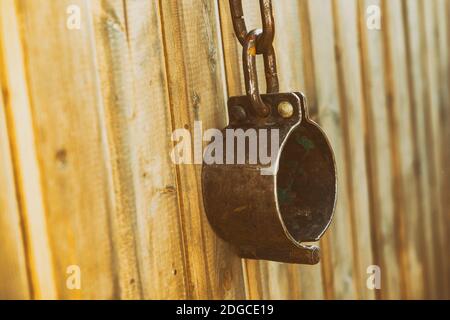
[278,101,294,118]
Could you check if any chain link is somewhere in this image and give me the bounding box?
[229,0,279,117]
[229,0,275,53]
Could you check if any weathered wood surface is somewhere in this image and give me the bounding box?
[0,51,30,300]
[0,0,448,300]
[358,0,402,300]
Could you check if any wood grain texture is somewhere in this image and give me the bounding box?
[0,69,30,300]
[438,0,450,297]
[90,1,143,299]
[159,0,246,299]
[90,0,188,299]
[434,0,450,299]
[383,0,427,299]
[0,0,57,299]
[358,0,402,300]
[421,0,449,299]
[13,0,119,299]
[332,0,375,300]
[402,0,438,299]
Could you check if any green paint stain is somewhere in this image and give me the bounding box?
[296,136,315,152]
[278,188,293,205]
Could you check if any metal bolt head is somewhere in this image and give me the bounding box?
[230,105,247,121]
[278,101,294,118]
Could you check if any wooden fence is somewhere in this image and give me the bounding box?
[0,0,449,300]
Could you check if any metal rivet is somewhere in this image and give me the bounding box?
[278,101,294,118]
[230,105,247,121]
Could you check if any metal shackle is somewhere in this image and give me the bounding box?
[202,92,337,264]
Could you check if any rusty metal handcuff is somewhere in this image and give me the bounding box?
[201,0,337,264]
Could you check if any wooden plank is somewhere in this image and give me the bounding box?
[382,0,427,299]
[331,0,375,300]
[90,0,189,299]
[401,0,438,299]
[13,0,120,299]
[420,0,449,298]
[88,1,143,299]
[444,0,450,297]
[0,0,57,299]
[0,68,30,299]
[159,0,246,299]
[434,0,450,298]
[307,0,357,300]
[297,0,318,120]
[357,0,402,300]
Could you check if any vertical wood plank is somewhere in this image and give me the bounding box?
[382,0,426,299]
[332,0,375,300]
[88,1,143,299]
[434,0,450,298]
[421,0,449,298]
[13,0,121,299]
[0,0,57,299]
[358,0,402,299]
[402,0,438,299]
[90,0,188,299]
[307,0,357,299]
[0,73,31,299]
[159,0,246,299]
[444,0,450,297]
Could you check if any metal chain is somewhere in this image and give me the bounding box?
[229,0,279,117]
[229,0,275,53]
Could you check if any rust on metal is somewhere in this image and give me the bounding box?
[242,29,271,117]
[229,0,275,54]
[201,0,337,265]
[202,93,337,264]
